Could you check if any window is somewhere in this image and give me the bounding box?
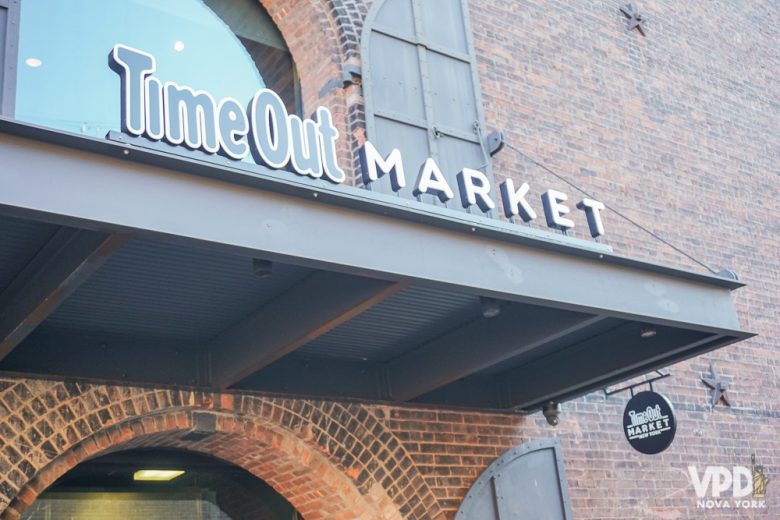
[362,0,494,214]
[10,0,299,138]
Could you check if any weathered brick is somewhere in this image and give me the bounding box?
[0,1,777,520]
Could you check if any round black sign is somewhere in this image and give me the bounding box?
[623,391,676,455]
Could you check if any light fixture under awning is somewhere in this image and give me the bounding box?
[134,470,185,482]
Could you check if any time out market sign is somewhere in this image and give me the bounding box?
[110,44,607,238]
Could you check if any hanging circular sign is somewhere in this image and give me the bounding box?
[623,391,676,454]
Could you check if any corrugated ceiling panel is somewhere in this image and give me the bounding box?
[478,317,626,376]
[298,285,480,361]
[0,215,59,295]
[45,239,311,342]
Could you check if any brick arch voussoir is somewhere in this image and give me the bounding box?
[257,0,369,184]
[0,379,442,520]
[238,397,445,520]
[2,409,398,520]
[226,395,443,519]
[256,0,344,112]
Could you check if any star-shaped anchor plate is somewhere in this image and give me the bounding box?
[701,363,731,407]
[620,4,646,36]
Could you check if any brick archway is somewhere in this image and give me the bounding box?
[256,0,358,182]
[258,0,343,107]
[0,380,443,520]
[4,410,395,520]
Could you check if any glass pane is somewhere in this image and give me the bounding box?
[202,0,299,114]
[15,0,298,138]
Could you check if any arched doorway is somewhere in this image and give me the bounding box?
[21,448,301,520]
[3,407,412,520]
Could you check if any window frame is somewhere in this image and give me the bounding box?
[0,0,20,117]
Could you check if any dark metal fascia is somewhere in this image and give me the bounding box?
[0,117,744,291]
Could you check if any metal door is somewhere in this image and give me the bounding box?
[455,439,574,520]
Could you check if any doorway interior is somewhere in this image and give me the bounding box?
[19,448,301,520]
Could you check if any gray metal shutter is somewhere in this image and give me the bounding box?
[362,0,494,214]
[455,439,574,520]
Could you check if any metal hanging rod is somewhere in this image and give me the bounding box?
[603,369,671,397]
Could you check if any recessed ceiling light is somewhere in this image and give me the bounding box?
[640,327,657,339]
[480,296,501,318]
[174,41,185,52]
[252,258,273,278]
[134,469,185,481]
[25,58,42,68]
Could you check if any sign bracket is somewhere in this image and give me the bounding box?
[603,369,670,398]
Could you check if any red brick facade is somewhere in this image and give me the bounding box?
[0,0,777,519]
[0,381,428,520]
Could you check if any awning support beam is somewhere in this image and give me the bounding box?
[0,228,126,361]
[387,308,607,401]
[506,325,718,410]
[208,272,406,389]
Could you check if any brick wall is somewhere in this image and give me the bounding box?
[464,1,779,516]
[0,379,433,520]
[0,0,777,519]
[361,0,780,515]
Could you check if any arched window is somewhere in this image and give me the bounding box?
[362,0,494,214]
[9,0,299,137]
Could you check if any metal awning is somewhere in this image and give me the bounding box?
[0,120,752,411]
